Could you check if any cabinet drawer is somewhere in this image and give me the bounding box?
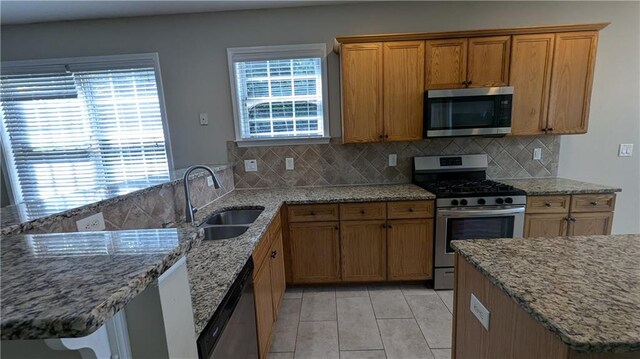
[252,233,272,270]
[526,195,570,214]
[340,202,386,221]
[387,201,434,219]
[288,204,339,222]
[571,193,616,213]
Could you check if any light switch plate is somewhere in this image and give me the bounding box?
[470,293,490,330]
[244,159,258,172]
[388,154,397,167]
[76,212,106,232]
[533,148,542,160]
[618,144,633,157]
[285,157,294,170]
[199,113,209,125]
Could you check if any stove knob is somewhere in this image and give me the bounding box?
[451,199,459,206]
[505,197,513,204]
[460,199,468,206]
[477,198,486,205]
[495,198,504,204]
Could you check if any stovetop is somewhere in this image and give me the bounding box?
[415,179,526,198]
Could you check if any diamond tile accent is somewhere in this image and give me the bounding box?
[229,136,560,188]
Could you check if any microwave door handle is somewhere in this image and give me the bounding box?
[438,207,525,217]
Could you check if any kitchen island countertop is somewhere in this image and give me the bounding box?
[452,234,640,353]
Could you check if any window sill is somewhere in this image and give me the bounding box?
[235,136,331,147]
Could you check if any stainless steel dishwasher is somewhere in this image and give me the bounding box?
[197,258,258,359]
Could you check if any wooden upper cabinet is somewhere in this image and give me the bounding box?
[425,38,467,89]
[383,41,425,141]
[467,36,511,87]
[547,31,599,134]
[340,220,387,281]
[341,43,384,143]
[509,34,555,135]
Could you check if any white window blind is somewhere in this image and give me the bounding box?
[228,44,330,145]
[0,54,171,217]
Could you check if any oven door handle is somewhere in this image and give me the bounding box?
[437,207,525,217]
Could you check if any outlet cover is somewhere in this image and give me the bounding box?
[285,157,294,170]
[618,144,633,157]
[533,148,542,160]
[244,159,258,172]
[470,293,490,330]
[199,113,209,125]
[76,212,106,232]
[388,154,397,167]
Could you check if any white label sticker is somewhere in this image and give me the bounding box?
[470,293,490,330]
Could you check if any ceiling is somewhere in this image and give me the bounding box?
[0,0,353,25]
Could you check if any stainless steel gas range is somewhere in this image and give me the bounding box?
[413,154,526,290]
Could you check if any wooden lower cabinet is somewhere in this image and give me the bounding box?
[269,228,286,315]
[289,221,341,283]
[387,219,433,280]
[569,212,613,236]
[524,213,568,238]
[340,220,387,281]
[253,258,274,359]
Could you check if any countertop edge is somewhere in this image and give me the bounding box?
[451,240,639,353]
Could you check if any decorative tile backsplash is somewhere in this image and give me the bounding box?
[228,136,560,188]
[4,165,234,236]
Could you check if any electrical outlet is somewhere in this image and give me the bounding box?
[618,144,633,157]
[533,148,542,160]
[285,157,294,170]
[470,293,490,330]
[244,159,258,172]
[76,212,106,232]
[207,176,215,187]
[199,113,209,125]
[388,154,397,167]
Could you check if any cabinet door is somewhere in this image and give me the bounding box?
[289,221,341,283]
[254,260,274,359]
[340,220,387,281]
[383,41,425,141]
[547,31,598,134]
[269,227,286,316]
[524,213,568,238]
[387,219,433,280]
[509,34,555,135]
[569,212,613,236]
[467,36,511,87]
[425,38,467,89]
[341,43,384,143]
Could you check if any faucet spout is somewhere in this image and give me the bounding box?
[183,165,220,225]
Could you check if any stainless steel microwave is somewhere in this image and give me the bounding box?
[424,87,514,137]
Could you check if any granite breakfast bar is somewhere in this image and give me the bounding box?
[451,234,640,358]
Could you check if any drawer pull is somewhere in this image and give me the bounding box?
[310,211,315,216]
[544,202,551,207]
[381,224,387,228]
[387,224,393,229]
[409,208,414,212]
[360,210,365,214]
[590,201,598,206]
[271,250,277,258]
[569,217,577,222]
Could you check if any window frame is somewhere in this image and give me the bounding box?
[227,43,330,147]
[0,53,174,207]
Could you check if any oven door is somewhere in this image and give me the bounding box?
[425,87,513,137]
[435,206,525,267]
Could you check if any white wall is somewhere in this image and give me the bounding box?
[2,1,638,233]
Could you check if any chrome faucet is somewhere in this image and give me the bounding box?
[183,165,220,225]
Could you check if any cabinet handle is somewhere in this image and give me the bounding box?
[310,211,315,216]
[569,217,577,222]
[334,225,339,230]
[360,210,365,214]
[466,80,472,86]
[547,128,554,132]
[382,224,387,228]
[409,208,414,212]
[384,134,389,139]
[544,202,551,207]
[387,224,393,229]
[590,201,598,206]
[379,134,384,139]
[461,81,467,85]
[271,250,277,258]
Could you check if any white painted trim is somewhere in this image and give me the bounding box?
[106,311,133,359]
[151,53,175,171]
[226,43,331,144]
[45,325,111,359]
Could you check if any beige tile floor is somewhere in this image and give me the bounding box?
[268,285,454,359]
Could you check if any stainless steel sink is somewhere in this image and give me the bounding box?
[205,209,263,225]
[200,225,250,241]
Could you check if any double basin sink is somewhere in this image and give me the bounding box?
[198,208,264,240]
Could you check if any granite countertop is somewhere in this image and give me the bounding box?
[186,184,435,336]
[0,228,201,340]
[497,177,622,195]
[452,234,640,353]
